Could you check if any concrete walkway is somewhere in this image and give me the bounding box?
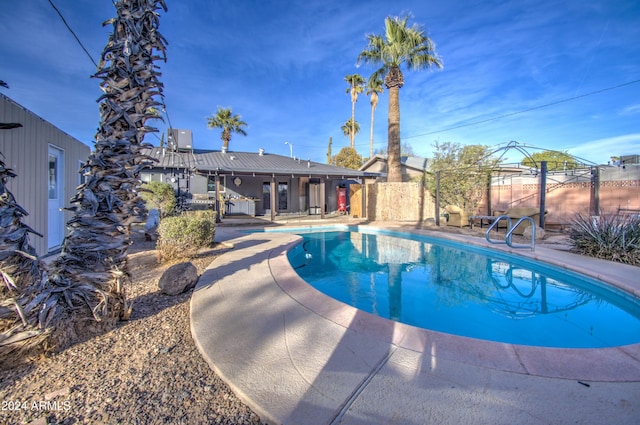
[190,225,640,425]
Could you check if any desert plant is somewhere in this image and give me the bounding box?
[426,141,495,213]
[569,213,640,265]
[157,211,216,261]
[140,181,176,217]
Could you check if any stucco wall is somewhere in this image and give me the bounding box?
[488,165,640,225]
[366,182,435,222]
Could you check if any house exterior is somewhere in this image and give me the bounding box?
[360,154,428,182]
[140,144,382,220]
[0,93,91,255]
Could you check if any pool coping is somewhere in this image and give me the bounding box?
[269,224,640,382]
[191,224,640,425]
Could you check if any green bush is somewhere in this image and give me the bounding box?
[157,211,216,261]
[140,181,176,218]
[569,212,640,265]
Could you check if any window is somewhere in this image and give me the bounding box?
[278,182,288,210]
[48,154,58,199]
[262,182,271,209]
[78,160,87,186]
[207,175,226,192]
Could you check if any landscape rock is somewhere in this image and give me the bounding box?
[523,225,546,241]
[158,262,198,295]
[0,234,262,425]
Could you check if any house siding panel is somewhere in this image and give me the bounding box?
[1,93,90,256]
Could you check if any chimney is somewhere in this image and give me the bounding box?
[221,146,227,153]
[258,148,264,156]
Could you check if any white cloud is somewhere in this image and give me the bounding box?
[568,134,640,164]
[620,103,640,115]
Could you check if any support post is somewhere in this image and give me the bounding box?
[270,177,276,222]
[435,171,441,226]
[539,161,547,228]
[320,178,326,219]
[215,173,221,223]
[487,171,492,216]
[361,179,367,219]
[590,166,600,216]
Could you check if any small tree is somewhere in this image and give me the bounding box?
[521,150,578,171]
[427,141,495,212]
[140,181,176,218]
[334,147,363,170]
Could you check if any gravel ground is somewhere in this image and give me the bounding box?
[0,235,265,425]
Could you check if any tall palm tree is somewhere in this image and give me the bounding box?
[206,107,247,150]
[341,118,360,143]
[46,0,166,343]
[344,74,365,148]
[2,1,168,359]
[357,15,442,182]
[366,74,384,159]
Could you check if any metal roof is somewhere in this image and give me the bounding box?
[143,147,381,178]
[360,154,429,172]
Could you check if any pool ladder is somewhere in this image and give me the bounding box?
[485,215,536,251]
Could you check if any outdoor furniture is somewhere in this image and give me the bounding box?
[469,215,500,229]
[444,205,470,227]
[493,207,547,235]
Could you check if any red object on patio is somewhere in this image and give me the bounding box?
[337,187,347,213]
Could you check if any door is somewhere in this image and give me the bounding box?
[262,182,271,215]
[308,181,321,215]
[278,182,288,211]
[47,145,65,250]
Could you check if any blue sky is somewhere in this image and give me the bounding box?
[1,0,639,165]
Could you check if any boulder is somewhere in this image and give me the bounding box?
[158,262,198,295]
[523,225,546,241]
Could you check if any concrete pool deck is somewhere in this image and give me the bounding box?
[190,224,640,425]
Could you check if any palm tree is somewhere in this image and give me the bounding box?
[341,118,360,143]
[366,74,384,159]
[1,1,169,359]
[357,15,442,182]
[206,107,247,151]
[35,0,167,349]
[344,74,365,148]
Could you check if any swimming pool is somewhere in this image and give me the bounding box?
[285,228,640,348]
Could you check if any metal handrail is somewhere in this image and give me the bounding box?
[485,215,536,251]
[485,215,512,244]
[506,216,536,251]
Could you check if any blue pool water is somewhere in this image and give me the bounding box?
[285,228,640,348]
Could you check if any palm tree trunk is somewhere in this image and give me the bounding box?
[47,0,167,343]
[350,96,356,149]
[369,102,376,159]
[387,86,402,182]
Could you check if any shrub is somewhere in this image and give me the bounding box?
[568,212,640,265]
[140,181,177,218]
[157,211,216,261]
